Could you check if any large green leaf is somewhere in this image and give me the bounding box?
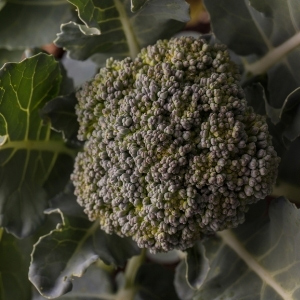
[174,243,209,300]
[0,0,73,49]
[0,229,32,300]
[40,92,80,145]
[29,190,140,299]
[0,54,75,238]
[244,83,268,116]
[249,0,300,46]
[178,198,300,300]
[204,0,271,56]
[131,0,149,12]
[278,88,300,142]
[276,139,300,195]
[32,264,114,300]
[135,263,180,300]
[0,211,62,300]
[55,0,190,61]
[204,0,300,108]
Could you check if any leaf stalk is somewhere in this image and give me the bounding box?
[115,249,146,300]
[114,0,140,59]
[0,140,77,158]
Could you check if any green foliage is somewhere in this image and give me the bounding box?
[0,0,73,49]
[40,93,80,144]
[29,188,140,298]
[0,0,300,300]
[135,263,180,299]
[204,0,300,108]
[0,54,75,238]
[175,198,300,300]
[32,264,114,300]
[131,0,149,12]
[55,0,189,61]
[0,230,32,300]
[278,88,300,142]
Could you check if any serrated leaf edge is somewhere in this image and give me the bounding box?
[29,217,100,298]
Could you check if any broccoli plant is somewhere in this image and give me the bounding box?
[0,1,299,300]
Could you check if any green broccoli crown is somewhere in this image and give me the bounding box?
[71,36,280,253]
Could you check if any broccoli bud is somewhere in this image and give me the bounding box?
[71,36,280,253]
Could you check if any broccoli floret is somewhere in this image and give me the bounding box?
[71,36,280,253]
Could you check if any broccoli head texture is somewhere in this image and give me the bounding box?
[71,36,280,253]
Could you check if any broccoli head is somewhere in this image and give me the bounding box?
[71,36,280,253]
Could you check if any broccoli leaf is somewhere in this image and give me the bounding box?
[204,0,272,56]
[244,83,268,116]
[0,229,32,300]
[55,0,189,61]
[244,82,284,125]
[174,243,210,300]
[131,0,149,12]
[204,0,300,108]
[0,54,76,238]
[278,88,300,142]
[180,198,300,300]
[204,0,300,59]
[276,139,300,196]
[40,92,80,145]
[135,263,180,300]
[29,189,140,299]
[0,0,73,49]
[174,261,196,300]
[32,264,114,300]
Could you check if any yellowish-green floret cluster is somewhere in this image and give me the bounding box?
[71,36,280,253]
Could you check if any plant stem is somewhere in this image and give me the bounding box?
[115,249,146,300]
[114,0,140,59]
[272,180,300,204]
[0,228,3,242]
[0,140,77,158]
[124,249,146,289]
[95,259,116,273]
[245,32,300,76]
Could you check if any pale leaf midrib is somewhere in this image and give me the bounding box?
[246,31,300,75]
[218,230,293,300]
[114,0,140,59]
[245,2,273,50]
[0,140,76,157]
